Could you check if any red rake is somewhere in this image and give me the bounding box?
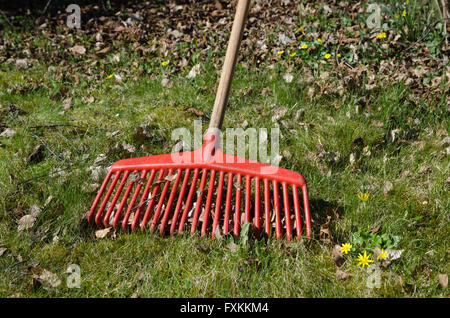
[87,0,311,241]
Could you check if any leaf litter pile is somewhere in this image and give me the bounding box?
[1,0,448,100]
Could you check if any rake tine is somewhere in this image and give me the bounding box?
[149,169,174,233]
[88,170,113,224]
[170,169,191,235]
[272,180,282,240]
[113,170,144,228]
[103,171,130,228]
[234,174,242,236]
[160,168,182,236]
[178,168,200,234]
[122,170,151,231]
[140,169,165,231]
[292,185,302,239]
[212,171,225,238]
[125,169,156,231]
[223,172,233,234]
[191,168,209,235]
[302,184,312,240]
[201,170,216,237]
[282,182,292,241]
[95,172,121,227]
[244,175,251,224]
[264,178,270,237]
[254,177,261,235]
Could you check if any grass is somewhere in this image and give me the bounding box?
[0,0,449,297]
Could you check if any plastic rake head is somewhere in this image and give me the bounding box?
[87,134,311,241]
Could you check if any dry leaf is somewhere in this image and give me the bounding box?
[214,226,222,240]
[26,144,45,164]
[62,97,72,110]
[39,270,61,288]
[70,45,86,55]
[187,64,201,79]
[0,128,17,138]
[283,73,293,83]
[385,249,404,261]
[227,242,238,253]
[18,215,35,231]
[164,174,178,182]
[0,247,7,257]
[332,244,344,267]
[184,107,204,116]
[384,181,393,196]
[438,274,448,289]
[336,269,351,280]
[95,227,112,238]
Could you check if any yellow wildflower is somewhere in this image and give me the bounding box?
[277,50,285,55]
[340,243,352,255]
[357,250,374,268]
[394,13,399,19]
[402,10,406,17]
[337,53,341,57]
[290,52,297,57]
[324,53,331,59]
[406,0,409,5]
[376,32,387,39]
[301,44,308,49]
[106,74,113,79]
[297,26,304,32]
[162,61,169,66]
[377,249,388,260]
[317,38,322,43]
[357,192,370,202]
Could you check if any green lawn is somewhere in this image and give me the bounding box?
[0,0,448,297]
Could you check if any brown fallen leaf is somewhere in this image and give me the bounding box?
[227,242,239,253]
[336,269,351,280]
[438,274,448,289]
[332,244,345,267]
[184,107,204,117]
[26,144,45,164]
[18,214,35,231]
[70,45,86,55]
[39,269,61,289]
[370,225,381,233]
[384,181,393,196]
[95,227,112,239]
[62,97,72,111]
[0,247,7,257]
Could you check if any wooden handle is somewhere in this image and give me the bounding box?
[209,0,251,130]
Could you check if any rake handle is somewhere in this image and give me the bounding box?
[209,0,251,131]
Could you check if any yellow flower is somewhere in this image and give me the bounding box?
[337,53,341,57]
[357,250,374,268]
[377,249,388,260]
[394,13,399,19]
[290,52,297,57]
[301,44,308,49]
[402,10,406,17]
[406,0,409,5]
[297,26,304,32]
[357,192,370,202]
[106,74,113,79]
[162,61,169,66]
[340,243,352,255]
[277,50,285,55]
[317,38,322,43]
[376,32,387,39]
[324,53,331,59]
